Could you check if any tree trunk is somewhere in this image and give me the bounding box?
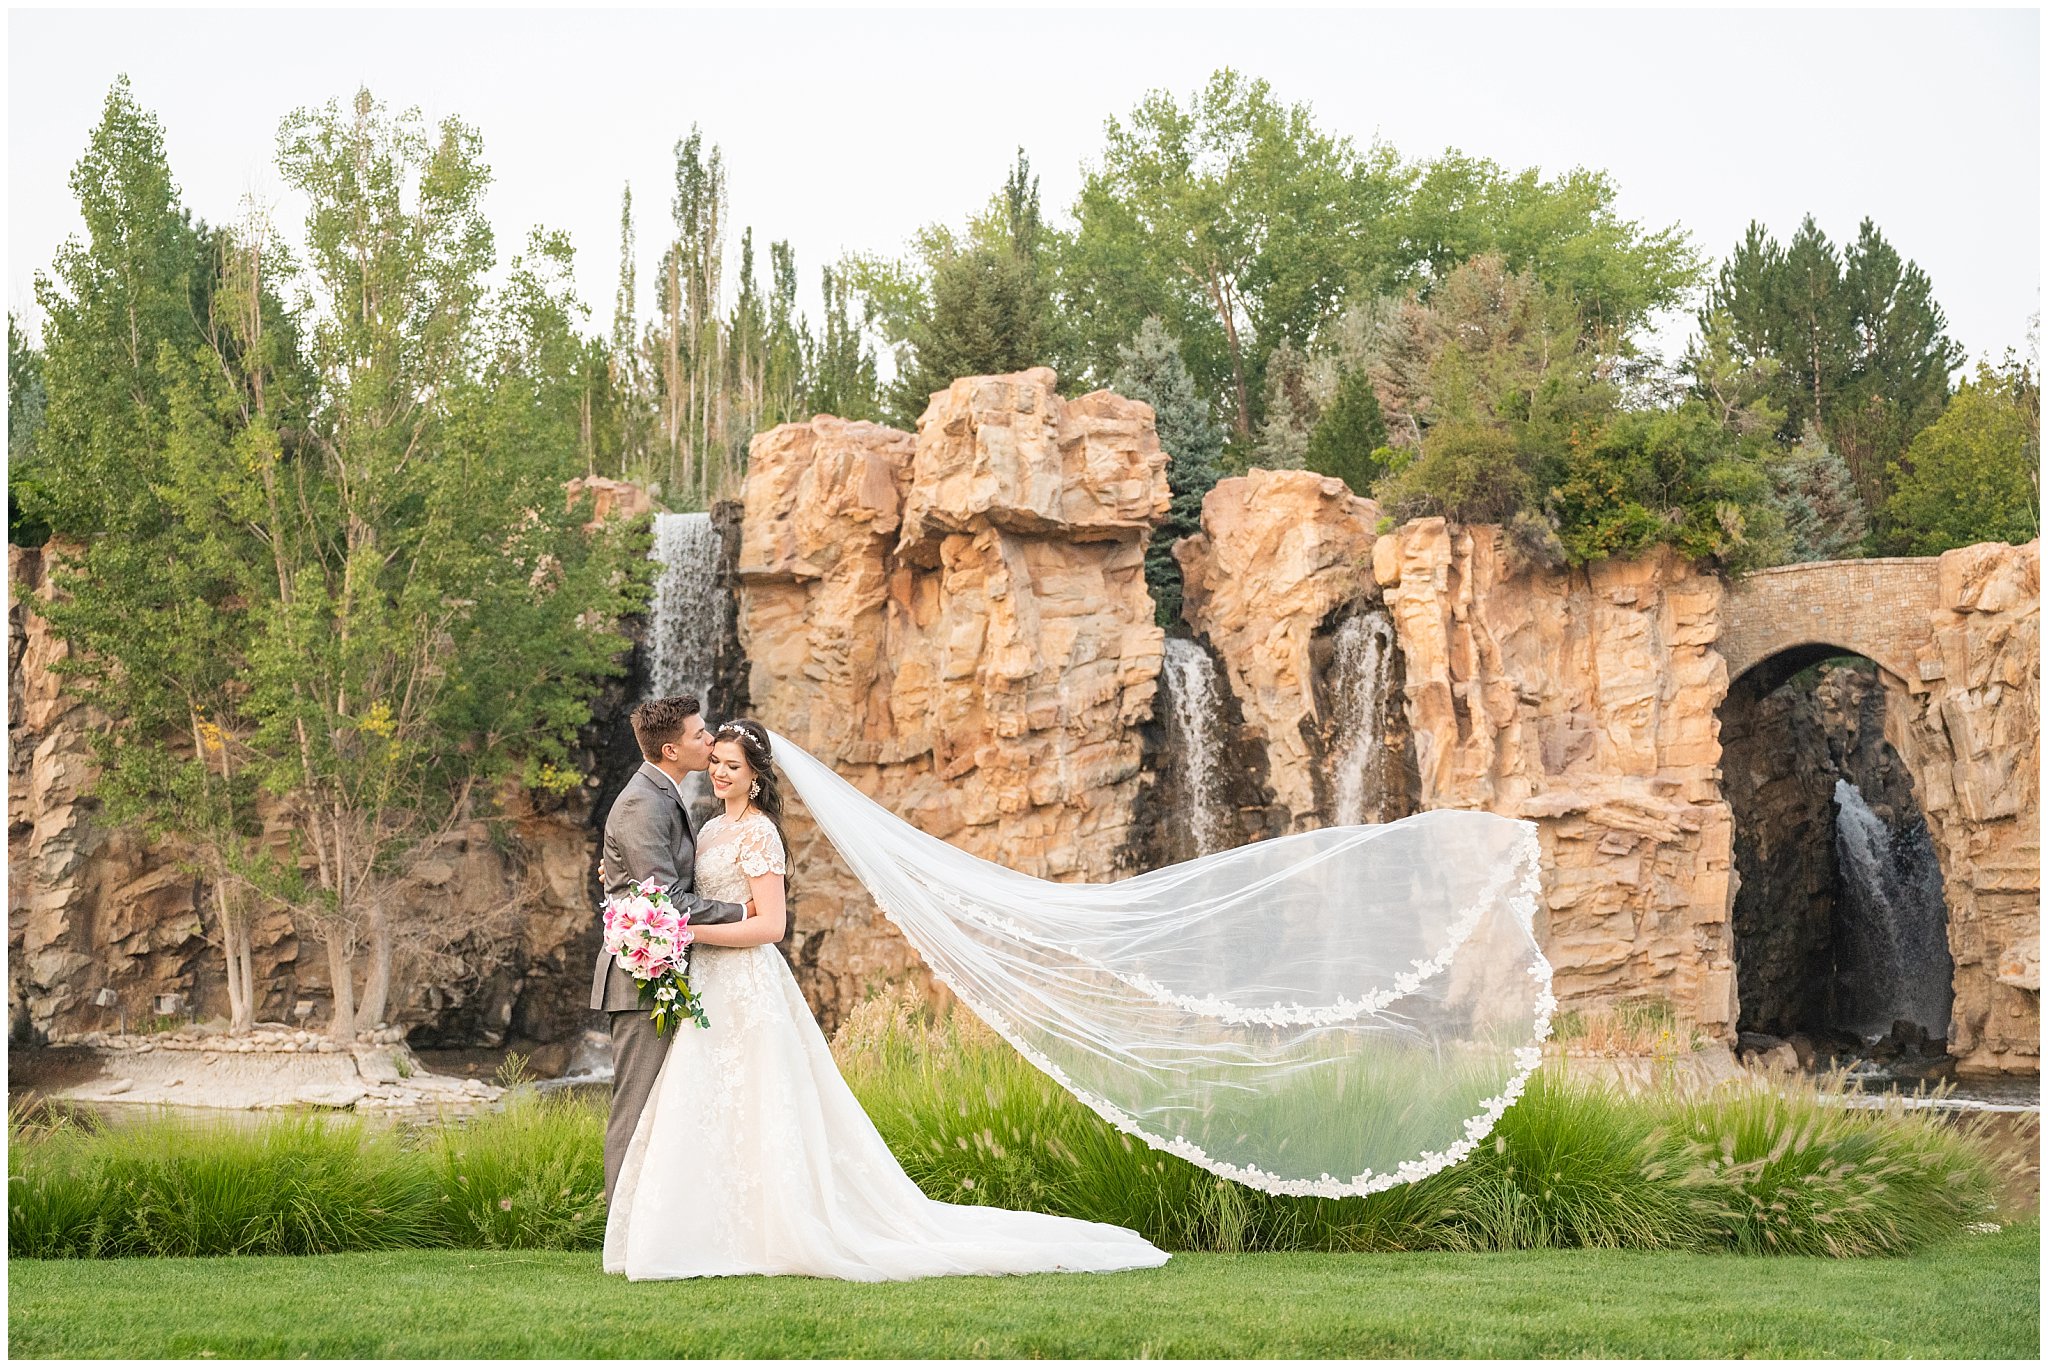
[1203,266,1253,444]
[232,924,255,1032]
[324,931,358,1040]
[357,904,393,1033]
[216,884,254,1033]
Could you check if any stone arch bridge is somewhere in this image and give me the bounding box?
[1717,556,1944,694]
[1714,546,2040,1076]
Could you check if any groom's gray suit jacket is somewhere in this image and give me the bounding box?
[589,761,746,1012]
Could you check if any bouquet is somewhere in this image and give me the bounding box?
[601,879,710,1033]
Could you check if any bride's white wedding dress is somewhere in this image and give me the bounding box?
[602,809,1170,1282]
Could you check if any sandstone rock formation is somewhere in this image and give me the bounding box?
[734,370,1168,1031]
[1886,540,2040,1073]
[9,543,611,1048]
[565,475,654,529]
[10,543,213,1041]
[1371,519,1739,1040]
[1174,469,1387,828]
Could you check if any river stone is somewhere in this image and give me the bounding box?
[295,1084,366,1108]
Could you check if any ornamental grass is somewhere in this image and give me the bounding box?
[8,1001,2011,1260]
[7,1102,441,1257]
[831,990,2010,1257]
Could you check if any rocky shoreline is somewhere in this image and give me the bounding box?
[15,1025,506,1116]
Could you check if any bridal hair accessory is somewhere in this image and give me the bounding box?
[601,878,710,1032]
[764,729,1553,1199]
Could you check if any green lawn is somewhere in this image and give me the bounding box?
[9,1224,2039,1359]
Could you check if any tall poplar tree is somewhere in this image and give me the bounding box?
[20,75,215,540]
[8,314,48,543]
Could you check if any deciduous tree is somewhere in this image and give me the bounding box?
[1883,359,2039,554]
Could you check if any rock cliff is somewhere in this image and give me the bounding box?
[1887,540,2040,1073]
[1178,492,1739,1040]
[1370,519,1739,1039]
[733,370,1168,1031]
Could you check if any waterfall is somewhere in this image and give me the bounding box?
[1160,638,1233,857]
[1328,608,1397,826]
[1831,778,1954,1038]
[646,511,734,819]
[646,512,728,710]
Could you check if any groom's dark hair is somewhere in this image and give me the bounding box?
[631,695,702,760]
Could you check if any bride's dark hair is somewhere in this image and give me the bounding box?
[714,718,793,941]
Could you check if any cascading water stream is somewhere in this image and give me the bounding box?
[1831,778,1953,1038]
[645,511,734,817]
[646,512,727,707]
[1328,608,1397,827]
[1159,638,1233,858]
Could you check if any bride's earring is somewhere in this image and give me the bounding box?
[748,780,760,799]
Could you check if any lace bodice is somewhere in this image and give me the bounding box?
[694,809,787,904]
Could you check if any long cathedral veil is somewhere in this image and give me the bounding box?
[768,731,1555,1199]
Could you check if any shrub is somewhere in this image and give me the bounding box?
[1453,1067,1697,1251]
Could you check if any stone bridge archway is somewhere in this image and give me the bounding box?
[1719,556,1943,693]
[1716,547,2040,1075]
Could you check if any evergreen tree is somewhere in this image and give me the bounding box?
[1832,218,1967,515]
[1251,340,1314,469]
[887,242,1042,423]
[1706,222,1783,365]
[1765,426,1870,561]
[1773,215,1850,438]
[871,149,1058,427]
[1303,367,1390,494]
[1113,317,1224,629]
[1697,215,1963,533]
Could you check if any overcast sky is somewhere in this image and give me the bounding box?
[9,6,2041,371]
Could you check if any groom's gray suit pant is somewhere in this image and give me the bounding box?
[595,760,743,1203]
[605,1009,670,1201]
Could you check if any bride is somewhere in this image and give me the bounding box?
[603,719,1169,1281]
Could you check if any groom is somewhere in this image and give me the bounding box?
[593,694,749,1201]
